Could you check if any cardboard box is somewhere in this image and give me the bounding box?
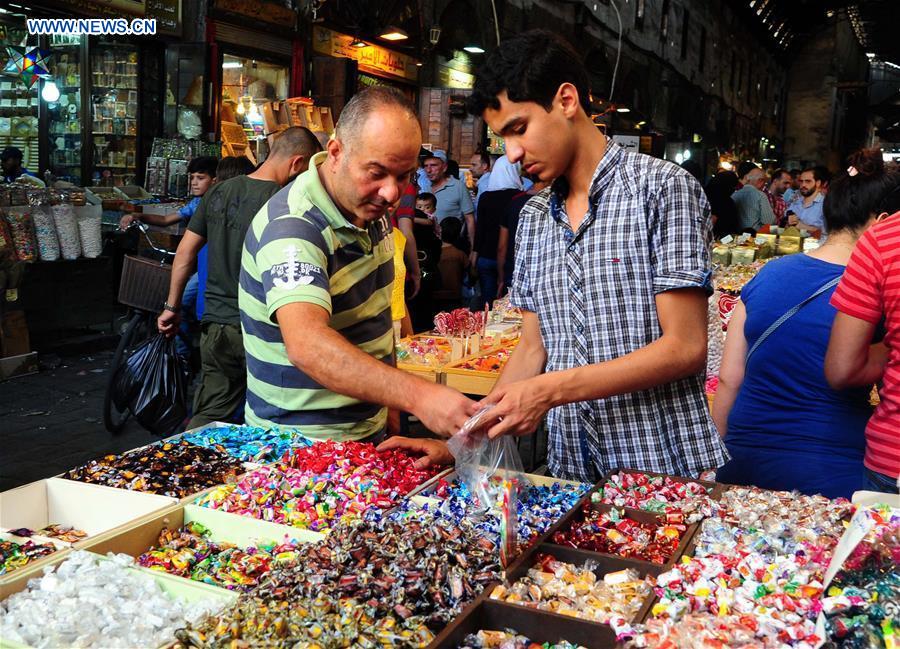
[0,477,178,547]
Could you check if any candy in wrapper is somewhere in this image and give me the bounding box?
[499,478,518,568]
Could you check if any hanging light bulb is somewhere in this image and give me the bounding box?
[236,97,246,115]
[42,80,60,103]
[248,101,260,119]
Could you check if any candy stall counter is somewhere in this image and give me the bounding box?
[443,343,518,396]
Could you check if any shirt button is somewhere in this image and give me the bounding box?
[576,323,584,333]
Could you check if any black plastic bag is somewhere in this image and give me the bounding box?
[112,333,189,435]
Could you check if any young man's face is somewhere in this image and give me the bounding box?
[327,106,421,226]
[482,90,574,183]
[770,173,790,195]
[1,157,20,174]
[416,198,435,214]
[190,172,215,196]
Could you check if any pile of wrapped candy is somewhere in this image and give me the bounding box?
[420,477,591,549]
[6,524,88,544]
[595,471,719,523]
[172,508,501,648]
[551,505,686,565]
[178,424,311,464]
[0,551,224,648]
[459,630,585,649]
[396,336,454,367]
[822,505,899,648]
[0,538,58,575]
[628,487,856,648]
[63,441,245,498]
[491,555,652,629]
[136,521,302,592]
[196,441,441,532]
[435,308,487,337]
[457,348,514,373]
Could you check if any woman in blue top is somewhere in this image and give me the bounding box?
[713,149,897,498]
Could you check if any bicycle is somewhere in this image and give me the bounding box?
[102,221,187,433]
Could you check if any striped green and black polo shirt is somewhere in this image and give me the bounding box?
[238,151,395,441]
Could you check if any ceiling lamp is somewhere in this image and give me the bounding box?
[41,79,60,102]
[222,60,242,69]
[463,44,485,54]
[616,106,630,113]
[350,38,367,48]
[379,26,408,41]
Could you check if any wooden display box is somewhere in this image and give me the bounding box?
[0,477,178,546]
[442,352,503,396]
[431,547,660,649]
[79,503,325,581]
[536,501,699,571]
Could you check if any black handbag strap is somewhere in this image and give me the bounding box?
[745,276,841,365]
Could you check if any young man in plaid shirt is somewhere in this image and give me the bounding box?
[466,31,728,481]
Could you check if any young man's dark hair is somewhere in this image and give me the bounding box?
[216,156,256,181]
[447,159,460,179]
[187,156,219,178]
[771,168,790,182]
[467,29,591,116]
[475,150,491,168]
[789,169,800,179]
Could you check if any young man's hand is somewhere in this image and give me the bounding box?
[119,213,138,230]
[479,375,555,438]
[377,436,452,469]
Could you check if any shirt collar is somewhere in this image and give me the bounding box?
[549,138,625,225]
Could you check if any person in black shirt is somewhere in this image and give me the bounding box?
[706,171,741,239]
[497,179,549,296]
[474,187,519,306]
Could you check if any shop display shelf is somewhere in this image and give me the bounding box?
[0,551,238,648]
[442,344,517,396]
[0,477,178,554]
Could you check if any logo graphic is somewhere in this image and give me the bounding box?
[270,245,321,290]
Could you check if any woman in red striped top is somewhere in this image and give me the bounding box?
[826,165,900,495]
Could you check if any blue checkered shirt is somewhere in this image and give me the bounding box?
[510,140,729,482]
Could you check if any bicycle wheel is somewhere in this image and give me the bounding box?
[103,312,152,433]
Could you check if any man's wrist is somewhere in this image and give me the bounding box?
[163,300,180,312]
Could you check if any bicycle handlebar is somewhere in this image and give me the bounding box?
[124,220,176,260]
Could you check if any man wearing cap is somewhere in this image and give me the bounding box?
[1,147,38,184]
[423,150,476,251]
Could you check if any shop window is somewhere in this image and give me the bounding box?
[48,34,83,184]
[220,54,289,163]
[680,9,690,60]
[90,40,139,186]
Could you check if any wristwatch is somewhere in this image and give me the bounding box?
[163,302,179,313]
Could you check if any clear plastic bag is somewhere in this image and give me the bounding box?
[447,405,525,566]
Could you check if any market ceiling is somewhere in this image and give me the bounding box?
[734,0,899,64]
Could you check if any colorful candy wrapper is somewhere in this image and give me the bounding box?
[499,478,518,568]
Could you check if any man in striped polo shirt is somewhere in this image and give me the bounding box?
[239,87,478,442]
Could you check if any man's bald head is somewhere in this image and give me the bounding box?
[270,126,323,159]
[746,168,767,189]
[335,86,421,151]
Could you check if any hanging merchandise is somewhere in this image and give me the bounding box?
[28,197,60,262]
